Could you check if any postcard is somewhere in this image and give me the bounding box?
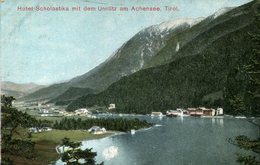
[1,0,259,164]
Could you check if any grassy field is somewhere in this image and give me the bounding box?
[3,129,113,165]
[31,129,113,143]
[33,130,113,164]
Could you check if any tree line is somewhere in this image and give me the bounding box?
[1,95,103,165]
[229,135,260,164]
[53,117,152,132]
[58,137,103,165]
[64,13,259,116]
[1,95,38,164]
[225,15,260,116]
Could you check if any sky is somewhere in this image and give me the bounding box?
[1,0,251,85]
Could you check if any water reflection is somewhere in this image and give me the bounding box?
[211,118,224,126]
[180,116,184,123]
[102,146,119,160]
[150,115,163,121]
[219,118,224,126]
[56,117,257,165]
[212,118,216,125]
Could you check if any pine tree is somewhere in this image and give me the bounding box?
[1,95,38,161]
[244,21,260,115]
[224,14,260,116]
[59,138,103,165]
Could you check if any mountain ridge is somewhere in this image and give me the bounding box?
[21,18,202,101]
[66,1,259,115]
[1,81,45,98]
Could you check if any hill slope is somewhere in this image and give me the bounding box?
[67,1,260,115]
[145,7,234,67]
[21,18,202,101]
[49,87,97,105]
[1,81,45,98]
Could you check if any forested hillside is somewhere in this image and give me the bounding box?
[67,1,259,116]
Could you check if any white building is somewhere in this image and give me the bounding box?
[108,104,116,110]
[75,108,90,116]
[151,112,163,117]
[88,126,106,134]
[216,108,224,115]
[42,109,49,113]
[29,127,52,133]
[64,112,74,117]
[41,113,54,117]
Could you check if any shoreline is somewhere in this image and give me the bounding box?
[54,128,152,164]
[31,130,117,165]
[11,116,258,164]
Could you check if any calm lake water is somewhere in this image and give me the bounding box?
[56,116,258,165]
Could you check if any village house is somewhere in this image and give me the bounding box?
[166,110,179,117]
[40,113,54,117]
[39,108,56,117]
[216,108,224,115]
[29,127,38,133]
[29,127,52,133]
[108,104,116,110]
[187,108,204,116]
[186,107,224,117]
[63,112,74,117]
[151,112,163,117]
[88,126,106,134]
[202,108,215,116]
[41,109,49,114]
[166,108,189,117]
[197,107,216,116]
[75,108,90,116]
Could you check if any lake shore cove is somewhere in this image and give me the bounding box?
[31,130,115,165]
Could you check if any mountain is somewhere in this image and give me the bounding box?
[1,81,45,98]
[21,18,202,101]
[1,89,27,99]
[144,7,234,68]
[67,1,260,115]
[49,87,97,105]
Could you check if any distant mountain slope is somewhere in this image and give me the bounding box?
[1,89,27,98]
[21,18,202,101]
[49,87,97,104]
[1,81,45,98]
[67,1,259,115]
[145,7,234,68]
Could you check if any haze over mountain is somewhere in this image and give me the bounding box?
[21,17,203,101]
[67,1,259,115]
[1,81,45,98]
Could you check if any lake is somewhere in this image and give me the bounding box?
[56,116,258,165]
